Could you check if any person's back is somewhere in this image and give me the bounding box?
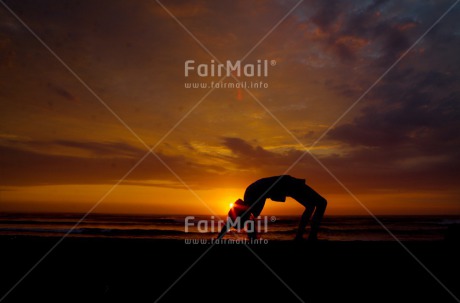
[244,175,306,216]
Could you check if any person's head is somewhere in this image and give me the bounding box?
[227,199,251,227]
[227,199,257,239]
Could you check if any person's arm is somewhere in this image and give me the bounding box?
[216,223,229,240]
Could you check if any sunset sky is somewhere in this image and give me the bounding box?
[1,0,459,216]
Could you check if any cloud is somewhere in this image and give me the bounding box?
[0,140,210,187]
[329,72,460,149]
[221,137,296,170]
[325,66,460,193]
[218,137,330,185]
[0,139,268,189]
[222,137,274,161]
[295,0,427,65]
[47,83,78,103]
[1,0,459,209]
[52,140,143,157]
[310,0,342,32]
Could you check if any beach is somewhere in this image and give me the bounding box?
[1,236,459,303]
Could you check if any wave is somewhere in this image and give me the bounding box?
[0,214,452,241]
[0,227,186,236]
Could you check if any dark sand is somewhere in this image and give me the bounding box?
[1,236,459,303]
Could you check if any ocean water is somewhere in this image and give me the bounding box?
[0,213,457,241]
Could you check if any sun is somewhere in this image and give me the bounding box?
[229,203,234,209]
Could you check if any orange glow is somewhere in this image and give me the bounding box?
[1,185,459,216]
[0,1,458,217]
[237,88,243,101]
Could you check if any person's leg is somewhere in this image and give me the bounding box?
[295,206,314,240]
[245,214,258,240]
[247,228,257,240]
[289,183,327,240]
[308,197,327,241]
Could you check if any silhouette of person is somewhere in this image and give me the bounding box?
[217,175,327,241]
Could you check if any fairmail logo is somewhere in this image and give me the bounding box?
[184,59,276,77]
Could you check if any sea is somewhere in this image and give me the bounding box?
[0,213,458,241]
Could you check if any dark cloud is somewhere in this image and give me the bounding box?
[302,0,423,64]
[47,83,78,103]
[319,148,460,194]
[52,140,142,157]
[0,143,154,186]
[222,137,303,170]
[288,0,460,195]
[310,1,342,31]
[329,76,460,150]
[222,137,274,161]
[326,69,460,193]
[0,140,221,187]
[218,137,335,188]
